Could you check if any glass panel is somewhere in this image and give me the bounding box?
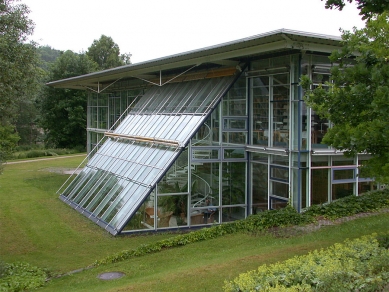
[106,184,148,228]
[300,102,309,150]
[311,113,330,148]
[98,93,108,106]
[272,85,289,148]
[222,162,245,205]
[221,206,245,222]
[251,152,268,163]
[311,168,329,204]
[223,148,245,159]
[333,169,355,180]
[271,181,288,199]
[67,169,99,201]
[158,149,189,194]
[90,107,97,128]
[271,155,289,166]
[191,162,220,207]
[89,92,97,106]
[73,170,108,205]
[222,132,247,144]
[223,118,247,130]
[332,183,354,200]
[301,168,308,209]
[290,100,304,151]
[98,182,137,218]
[312,156,329,167]
[62,168,91,198]
[190,206,219,225]
[98,107,108,129]
[332,156,354,166]
[252,76,269,146]
[192,149,219,160]
[109,96,121,129]
[294,150,307,168]
[358,181,377,194]
[157,194,188,228]
[291,168,299,210]
[60,76,237,235]
[91,179,127,214]
[114,77,234,145]
[190,161,220,226]
[83,175,120,210]
[270,166,288,182]
[307,58,332,149]
[270,197,288,209]
[123,197,153,231]
[251,69,289,148]
[222,75,246,116]
[252,162,268,213]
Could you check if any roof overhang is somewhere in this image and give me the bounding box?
[47,29,342,91]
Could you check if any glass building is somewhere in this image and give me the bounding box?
[49,29,376,235]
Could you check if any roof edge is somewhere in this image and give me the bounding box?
[47,28,342,88]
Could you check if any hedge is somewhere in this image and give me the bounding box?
[223,232,389,292]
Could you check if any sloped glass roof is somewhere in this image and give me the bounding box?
[60,75,237,235]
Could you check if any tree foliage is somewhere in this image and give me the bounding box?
[0,0,41,167]
[39,51,97,149]
[302,9,389,183]
[323,0,389,19]
[37,45,61,70]
[39,35,130,150]
[86,34,130,70]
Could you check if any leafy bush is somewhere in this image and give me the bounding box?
[0,262,49,292]
[10,148,82,160]
[304,189,389,219]
[223,233,389,292]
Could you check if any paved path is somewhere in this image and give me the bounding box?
[5,154,86,165]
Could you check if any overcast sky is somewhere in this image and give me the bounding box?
[21,0,365,64]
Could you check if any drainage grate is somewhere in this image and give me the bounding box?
[97,272,125,280]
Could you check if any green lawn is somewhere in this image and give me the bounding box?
[1,155,388,291]
[0,156,176,272]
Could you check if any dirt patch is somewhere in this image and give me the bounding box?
[43,167,83,175]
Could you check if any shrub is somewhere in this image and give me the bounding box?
[304,189,389,219]
[0,262,49,292]
[10,148,82,160]
[223,233,389,292]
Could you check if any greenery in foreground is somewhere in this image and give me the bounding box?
[224,233,389,291]
[0,262,49,292]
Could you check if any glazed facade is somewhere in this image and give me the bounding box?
[55,32,376,235]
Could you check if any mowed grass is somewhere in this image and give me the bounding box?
[40,213,389,292]
[0,155,175,272]
[1,155,389,291]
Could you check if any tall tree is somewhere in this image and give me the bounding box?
[86,35,130,70]
[38,45,62,70]
[14,46,61,146]
[302,5,389,182]
[0,0,41,169]
[39,51,97,149]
